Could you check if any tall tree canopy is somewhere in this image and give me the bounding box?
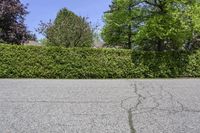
[0,0,30,44]
[102,0,200,51]
[102,0,138,49]
[38,8,93,47]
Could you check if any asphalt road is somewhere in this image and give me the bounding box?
[0,79,200,133]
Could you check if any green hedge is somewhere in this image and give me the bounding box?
[0,44,200,78]
[132,50,200,78]
[132,51,189,78]
[0,45,139,78]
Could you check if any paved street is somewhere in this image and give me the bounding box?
[0,79,200,133]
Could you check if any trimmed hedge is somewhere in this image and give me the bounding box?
[132,51,190,78]
[0,44,200,78]
[0,45,138,78]
[132,50,200,78]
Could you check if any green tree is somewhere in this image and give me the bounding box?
[185,0,200,50]
[102,0,141,49]
[102,0,200,51]
[134,0,190,51]
[38,8,93,47]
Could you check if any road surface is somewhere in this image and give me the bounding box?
[0,79,200,133]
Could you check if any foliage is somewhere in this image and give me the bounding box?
[26,32,37,41]
[0,0,31,44]
[37,8,93,47]
[134,0,194,51]
[0,44,136,79]
[186,50,200,77]
[185,1,200,50]
[102,0,139,48]
[132,51,191,78]
[0,44,200,78]
[102,0,200,51]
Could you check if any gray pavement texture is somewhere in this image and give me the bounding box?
[0,79,200,133]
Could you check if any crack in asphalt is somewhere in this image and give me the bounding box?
[128,109,136,133]
[134,83,146,110]
[121,82,144,133]
[159,86,200,114]
[0,100,117,104]
[120,81,200,133]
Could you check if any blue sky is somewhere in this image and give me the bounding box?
[20,0,112,39]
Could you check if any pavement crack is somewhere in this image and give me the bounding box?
[0,100,117,104]
[128,109,136,133]
[146,90,160,111]
[120,82,145,133]
[121,81,200,132]
[160,86,200,114]
[134,83,146,110]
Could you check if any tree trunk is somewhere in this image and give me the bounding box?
[157,40,164,51]
[128,25,132,49]
[127,1,132,49]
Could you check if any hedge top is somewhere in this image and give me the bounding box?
[0,44,199,79]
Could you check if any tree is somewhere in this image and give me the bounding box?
[38,8,93,47]
[134,0,190,51]
[102,0,200,51]
[0,0,29,44]
[102,0,140,49]
[184,0,200,50]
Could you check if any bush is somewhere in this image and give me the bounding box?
[132,51,191,78]
[0,44,200,79]
[186,50,200,77]
[0,44,138,78]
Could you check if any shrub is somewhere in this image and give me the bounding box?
[186,50,200,77]
[0,44,137,78]
[0,44,200,79]
[132,51,191,78]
